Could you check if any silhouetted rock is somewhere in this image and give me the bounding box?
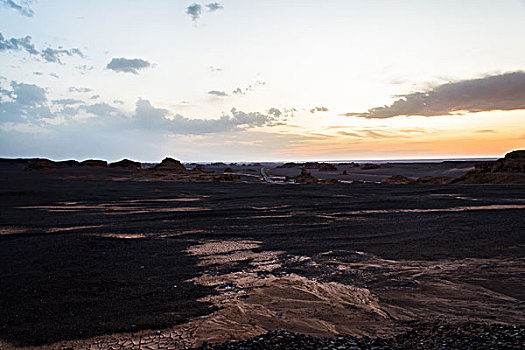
[25,158,55,171]
[453,150,525,184]
[80,159,108,167]
[360,163,381,170]
[109,159,141,170]
[382,175,415,184]
[293,168,318,184]
[55,160,80,167]
[153,158,187,172]
[337,162,359,167]
[319,163,338,172]
[224,167,233,173]
[341,170,348,175]
[474,150,525,173]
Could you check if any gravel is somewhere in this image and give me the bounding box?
[198,323,524,350]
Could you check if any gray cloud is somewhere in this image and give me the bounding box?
[52,99,83,106]
[186,3,202,21]
[106,58,152,74]
[209,66,222,72]
[0,82,51,123]
[90,95,100,100]
[68,87,92,93]
[310,106,329,114]
[206,2,223,11]
[11,82,47,106]
[345,71,525,119]
[33,71,43,76]
[267,108,282,118]
[0,33,38,55]
[41,47,84,63]
[1,80,288,136]
[49,73,59,78]
[0,0,34,17]
[113,100,124,105]
[0,33,84,64]
[208,90,228,97]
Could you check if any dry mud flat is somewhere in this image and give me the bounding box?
[0,165,524,349]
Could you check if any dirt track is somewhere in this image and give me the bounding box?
[0,162,524,348]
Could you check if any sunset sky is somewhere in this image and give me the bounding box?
[1,0,524,162]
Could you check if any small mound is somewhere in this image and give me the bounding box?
[153,157,187,172]
[109,159,141,170]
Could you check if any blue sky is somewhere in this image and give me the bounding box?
[1,0,524,161]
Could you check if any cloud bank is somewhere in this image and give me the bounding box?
[106,58,152,74]
[0,33,84,63]
[345,71,525,119]
[0,80,288,136]
[0,0,34,17]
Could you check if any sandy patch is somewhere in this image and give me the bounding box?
[0,226,28,235]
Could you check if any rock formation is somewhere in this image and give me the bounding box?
[453,150,525,184]
[153,157,187,172]
[318,163,338,172]
[287,168,318,184]
[25,159,55,171]
[55,160,80,167]
[109,159,141,170]
[80,159,108,167]
[381,175,415,184]
[360,163,381,170]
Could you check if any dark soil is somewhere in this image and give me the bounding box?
[1,160,524,346]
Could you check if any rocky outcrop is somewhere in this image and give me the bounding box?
[109,159,141,170]
[474,150,525,173]
[286,168,318,184]
[337,162,359,167]
[80,159,108,167]
[453,150,525,184]
[319,163,338,172]
[153,158,187,172]
[55,160,80,167]
[381,175,415,184]
[25,159,55,171]
[224,167,233,173]
[360,163,380,170]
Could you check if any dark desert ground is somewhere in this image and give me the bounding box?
[0,155,524,349]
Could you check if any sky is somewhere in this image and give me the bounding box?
[0,0,524,162]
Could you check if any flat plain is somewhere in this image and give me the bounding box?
[0,160,524,348]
